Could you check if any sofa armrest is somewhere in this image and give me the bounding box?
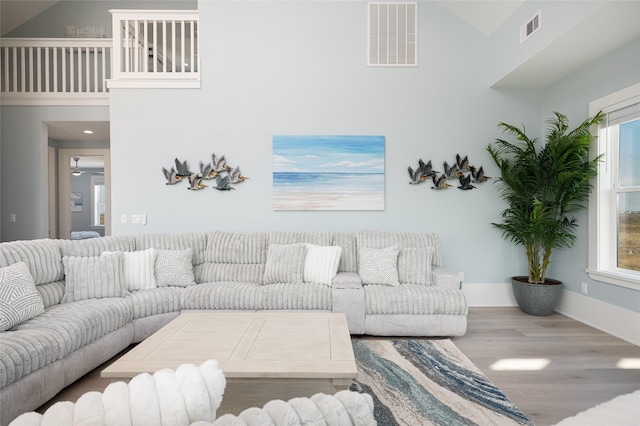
[332,271,362,289]
[332,272,365,334]
[432,267,462,290]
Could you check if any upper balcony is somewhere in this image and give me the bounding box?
[0,10,199,106]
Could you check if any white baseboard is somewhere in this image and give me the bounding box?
[556,290,640,346]
[462,282,640,346]
[461,282,517,307]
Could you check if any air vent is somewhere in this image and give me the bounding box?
[368,2,417,66]
[520,10,541,44]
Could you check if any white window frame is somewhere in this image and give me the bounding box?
[587,82,640,290]
[90,175,106,229]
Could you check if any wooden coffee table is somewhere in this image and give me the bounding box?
[101,312,357,391]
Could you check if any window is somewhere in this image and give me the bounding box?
[91,175,105,228]
[588,83,640,289]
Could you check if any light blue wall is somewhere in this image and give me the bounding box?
[0,106,109,241]
[109,1,541,284]
[488,0,607,86]
[542,36,640,312]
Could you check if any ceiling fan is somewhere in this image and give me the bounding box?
[71,157,84,176]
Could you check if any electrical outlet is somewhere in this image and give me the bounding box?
[120,214,127,224]
[581,282,588,294]
[9,214,16,223]
[141,214,147,225]
[459,272,464,282]
[131,214,141,224]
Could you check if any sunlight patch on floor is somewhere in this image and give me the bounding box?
[617,358,640,369]
[490,358,550,371]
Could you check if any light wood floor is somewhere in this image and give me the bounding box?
[38,308,640,426]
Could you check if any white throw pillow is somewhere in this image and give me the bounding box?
[303,244,343,286]
[155,248,195,287]
[263,243,306,284]
[0,262,44,331]
[116,248,157,291]
[358,246,400,286]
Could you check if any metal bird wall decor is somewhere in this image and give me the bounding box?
[408,153,490,191]
[162,153,248,191]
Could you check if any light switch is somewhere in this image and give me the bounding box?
[131,214,141,224]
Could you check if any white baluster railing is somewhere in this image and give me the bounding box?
[109,10,199,88]
[0,38,111,105]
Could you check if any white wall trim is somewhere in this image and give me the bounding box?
[556,290,640,346]
[462,282,517,307]
[463,283,639,346]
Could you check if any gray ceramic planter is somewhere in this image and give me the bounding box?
[511,276,563,316]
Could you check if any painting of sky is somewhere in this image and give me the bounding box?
[273,135,385,210]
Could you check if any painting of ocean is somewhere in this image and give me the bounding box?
[273,135,385,210]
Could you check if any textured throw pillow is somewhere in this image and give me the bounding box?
[263,243,306,284]
[114,248,157,291]
[358,246,400,286]
[398,247,434,285]
[303,244,343,286]
[0,262,45,331]
[62,252,127,302]
[155,248,195,287]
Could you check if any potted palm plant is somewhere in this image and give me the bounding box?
[487,111,604,315]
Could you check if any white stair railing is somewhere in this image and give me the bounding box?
[109,9,199,88]
[0,38,111,105]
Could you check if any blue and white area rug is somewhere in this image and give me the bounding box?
[350,339,534,426]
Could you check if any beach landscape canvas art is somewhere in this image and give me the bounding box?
[273,135,385,210]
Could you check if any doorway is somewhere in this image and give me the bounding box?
[57,149,111,239]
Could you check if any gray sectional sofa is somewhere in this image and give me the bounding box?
[0,230,467,425]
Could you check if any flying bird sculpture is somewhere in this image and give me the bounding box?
[162,167,181,185]
[408,165,424,184]
[199,161,217,179]
[443,161,461,180]
[174,158,191,177]
[457,173,476,190]
[469,165,491,183]
[455,154,470,172]
[431,173,452,190]
[211,153,229,173]
[418,159,437,178]
[228,166,248,183]
[214,174,235,190]
[187,173,207,190]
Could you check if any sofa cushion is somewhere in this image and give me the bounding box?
[62,253,128,303]
[35,281,66,309]
[259,282,332,310]
[263,244,306,285]
[196,263,265,285]
[355,230,442,266]
[0,297,133,388]
[364,284,467,315]
[0,239,64,285]
[303,244,343,286]
[61,236,137,258]
[134,232,207,266]
[181,282,261,310]
[0,262,45,332]
[397,247,433,285]
[332,233,357,273]
[155,249,195,287]
[205,231,267,264]
[126,287,183,319]
[358,247,400,286]
[115,249,157,291]
[267,231,333,246]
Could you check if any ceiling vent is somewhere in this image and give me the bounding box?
[520,10,541,44]
[368,2,417,66]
